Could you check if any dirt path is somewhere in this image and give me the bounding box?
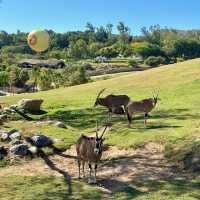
[0,142,191,193]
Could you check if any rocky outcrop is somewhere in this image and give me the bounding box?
[18,99,43,112]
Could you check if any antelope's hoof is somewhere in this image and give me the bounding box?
[88,177,97,184]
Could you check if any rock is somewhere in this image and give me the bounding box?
[36,120,67,129]
[0,146,7,159]
[0,132,9,141]
[26,135,53,148]
[3,107,13,114]
[0,114,7,121]
[18,99,43,112]
[28,146,38,155]
[54,121,66,129]
[8,129,22,140]
[10,140,23,146]
[10,143,29,156]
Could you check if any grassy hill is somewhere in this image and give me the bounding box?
[1,59,200,199]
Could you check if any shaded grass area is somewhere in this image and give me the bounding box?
[0,176,199,200]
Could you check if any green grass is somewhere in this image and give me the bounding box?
[0,176,199,200]
[1,58,200,199]
[2,58,200,149]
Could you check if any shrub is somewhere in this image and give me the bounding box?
[176,57,185,63]
[63,64,89,86]
[145,56,165,67]
[128,59,138,67]
[38,68,53,91]
[131,42,164,58]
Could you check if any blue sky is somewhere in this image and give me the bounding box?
[0,0,200,35]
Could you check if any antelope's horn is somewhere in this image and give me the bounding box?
[96,121,98,138]
[96,88,106,99]
[100,125,108,138]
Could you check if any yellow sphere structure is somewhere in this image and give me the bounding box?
[27,29,50,52]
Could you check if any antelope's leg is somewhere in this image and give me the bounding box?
[127,111,132,128]
[94,163,98,179]
[144,113,148,127]
[82,160,85,178]
[108,108,112,119]
[88,163,92,178]
[77,158,81,179]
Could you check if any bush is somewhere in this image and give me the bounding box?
[63,64,89,86]
[131,42,164,58]
[38,68,53,91]
[176,57,185,63]
[128,59,138,67]
[145,56,165,67]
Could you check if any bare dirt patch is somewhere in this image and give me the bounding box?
[0,142,192,193]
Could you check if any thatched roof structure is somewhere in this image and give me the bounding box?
[17,59,65,69]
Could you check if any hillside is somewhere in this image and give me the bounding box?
[1,59,200,199]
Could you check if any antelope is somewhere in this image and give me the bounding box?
[126,92,160,127]
[94,88,130,117]
[76,123,109,183]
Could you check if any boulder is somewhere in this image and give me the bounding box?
[18,99,43,112]
[26,135,53,148]
[10,140,23,146]
[54,121,66,129]
[9,143,29,156]
[0,114,7,121]
[0,146,7,159]
[0,131,9,141]
[8,129,22,140]
[28,146,38,155]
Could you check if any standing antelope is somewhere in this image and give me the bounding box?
[94,88,130,116]
[76,123,109,183]
[127,92,160,127]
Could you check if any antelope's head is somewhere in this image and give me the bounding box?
[94,121,109,155]
[94,88,106,107]
[152,90,161,105]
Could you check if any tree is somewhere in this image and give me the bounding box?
[141,25,161,46]
[31,67,40,91]
[88,42,102,58]
[38,68,53,90]
[131,42,164,58]
[67,39,88,59]
[85,22,95,33]
[173,39,200,59]
[0,71,9,88]
[117,22,130,44]
[95,26,108,43]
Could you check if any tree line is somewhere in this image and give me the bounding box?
[1,22,200,91]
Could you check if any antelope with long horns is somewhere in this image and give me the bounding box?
[94,88,130,117]
[76,122,110,183]
[126,92,160,127]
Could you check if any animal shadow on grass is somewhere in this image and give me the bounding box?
[152,108,200,121]
[98,178,144,199]
[38,150,72,195]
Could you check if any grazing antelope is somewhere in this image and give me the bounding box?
[126,92,160,127]
[76,123,109,183]
[94,88,130,117]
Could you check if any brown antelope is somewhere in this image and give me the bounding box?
[94,88,130,116]
[76,123,109,183]
[126,92,160,127]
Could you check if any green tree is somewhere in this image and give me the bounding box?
[31,67,40,91]
[131,42,164,58]
[117,22,130,44]
[67,39,88,59]
[38,68,53,90]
